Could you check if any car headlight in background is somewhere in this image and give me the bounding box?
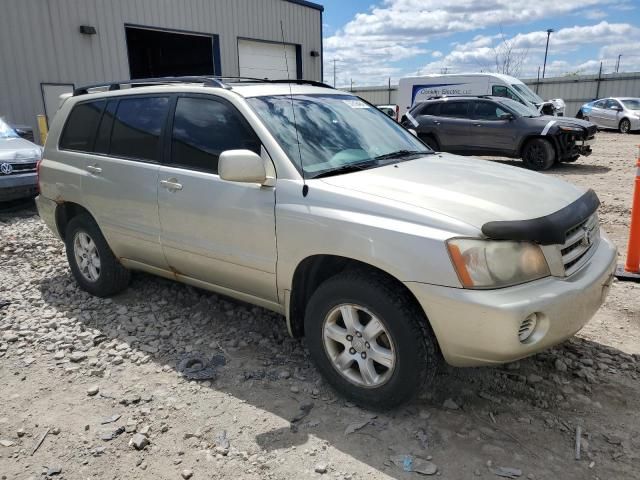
[558,125,584,133]
[447,239,550,289]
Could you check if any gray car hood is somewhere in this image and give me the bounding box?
[0,137,42,161]
[319,153,585,230]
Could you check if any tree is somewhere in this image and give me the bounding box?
[492,28,529,77]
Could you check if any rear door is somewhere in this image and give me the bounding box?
[60,96,169,268]
[468,100,516,153]
[157,94,278,302]
[436,100,472,150]
[587,99,607,126]
[602,99,623,128]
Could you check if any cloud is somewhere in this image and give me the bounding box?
[417,21,640,78]
[584,9,608,19]
[431,51,443,58]
[323,0,617,85]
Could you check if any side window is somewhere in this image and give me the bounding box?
[593,100,606,108]
[474,101,510,120]
[605,99,621,110]
[94,100,117,154]
[110,96,170,162]
[59,100,105,152]
[415,102,440,116]
[439,101,470,118]
[492,85,524,104]
[170,97,261,173]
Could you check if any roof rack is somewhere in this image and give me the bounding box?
[74,76,335,96]
[423,94,494,100]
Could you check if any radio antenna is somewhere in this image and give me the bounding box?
[280,20,308,197]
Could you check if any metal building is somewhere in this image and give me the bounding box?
[0,0,324,139]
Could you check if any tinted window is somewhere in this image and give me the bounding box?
[110,97,170,161]
[474,101,510,120]
[439,101,470,118]
[413,102,440,116]
[94,100,117,154]
[60,100,105,151]
[171,97,260,173]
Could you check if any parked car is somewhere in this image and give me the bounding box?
[0,118,41,202]
[376,104,399,121]
[577,97,640,133]
[37,77,616,408]
[398,73,565,117]
[401,96,596,170]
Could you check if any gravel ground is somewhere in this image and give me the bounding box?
[1,131,640,480]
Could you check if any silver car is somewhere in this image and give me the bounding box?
[37,78,617,408]
[578,97,640,133]
[0,118,41,202]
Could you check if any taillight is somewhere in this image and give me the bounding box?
[36,158,42,193]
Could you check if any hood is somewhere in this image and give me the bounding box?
[0,137,42,160]
[319,153,585,230]
[528,115,593,129]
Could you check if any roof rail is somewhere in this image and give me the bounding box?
[73,76,229,96]
[73,76,335,96]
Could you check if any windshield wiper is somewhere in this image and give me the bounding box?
[374,149,431,161]
[311,161,379,179]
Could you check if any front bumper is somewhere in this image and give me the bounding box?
[0,173,38,202]
[406,235,617,367]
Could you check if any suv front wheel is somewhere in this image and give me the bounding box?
[304,270,439,409]
[522,138,555,170]
[65,214,130,297]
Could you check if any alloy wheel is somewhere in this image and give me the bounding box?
[73,231,101,282]
[322,304,396,388]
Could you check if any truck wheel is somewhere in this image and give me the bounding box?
[420,135,439,151]
[65,214,130,297]
[304,270,440,409]
[522,138,555,171]
[619,119,631,134]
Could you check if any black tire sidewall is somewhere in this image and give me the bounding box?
[620,119,630,134]
[304,273,435,409]
[65,214,128,297]
[523,138,555,170]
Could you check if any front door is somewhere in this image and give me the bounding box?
[157,95,278,302]
[468,100,516,153]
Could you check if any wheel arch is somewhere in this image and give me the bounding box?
[287,254,432,340]
[518,134,558,159]
[55,202,95,241]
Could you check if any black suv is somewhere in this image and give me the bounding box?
[401,96,596,170]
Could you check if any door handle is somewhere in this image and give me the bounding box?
[473,123,482,127]
[86,165,102,174]
[433,121,441,125]
[160,179,183,191]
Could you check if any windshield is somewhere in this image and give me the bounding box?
[247,94,430,177]
[511,83,544,104]
[0,119,19,139]
[496,98,541,117]
[622,99,640,110]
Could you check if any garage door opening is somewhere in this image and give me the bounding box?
[126,26,220,79]
[238,38,301,80]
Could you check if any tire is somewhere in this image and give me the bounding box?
[619,118,631,134]
[65,213,130,297]
[522,138,555,171]
[420,135,439,151]
[304,270,440,409]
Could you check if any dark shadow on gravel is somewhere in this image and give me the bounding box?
[485,159,612,175]
[35,269,640,479]
[0,197,37,216]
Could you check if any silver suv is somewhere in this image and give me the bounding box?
[37,77,617,408]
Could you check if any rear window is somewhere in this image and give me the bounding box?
[59,100,105,152]
[110,97,170,162]
[412,102,440,116]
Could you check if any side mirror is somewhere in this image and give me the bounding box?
[218,150,267,184]
[499,113,514,121]
[613,106,623,111]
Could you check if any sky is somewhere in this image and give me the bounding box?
[319,0,640,87]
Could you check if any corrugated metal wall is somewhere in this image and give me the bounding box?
[0,0,322,136]
[349,72,640,117]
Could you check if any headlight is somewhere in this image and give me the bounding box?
[447,239,550,289]
[559,126,583,133]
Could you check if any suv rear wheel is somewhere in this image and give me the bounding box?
[522,138,555,171]
[65,214,130,297]
[304,270,439,409]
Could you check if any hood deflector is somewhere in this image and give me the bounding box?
[481,189,600,245]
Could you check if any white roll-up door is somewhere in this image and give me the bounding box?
[238,39,298,80]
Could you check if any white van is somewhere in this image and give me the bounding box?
[398,73,565,117]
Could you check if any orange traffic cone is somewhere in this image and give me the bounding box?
[616,145,640,281]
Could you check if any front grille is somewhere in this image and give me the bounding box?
[0,162,37,175]
[560,213,599,275]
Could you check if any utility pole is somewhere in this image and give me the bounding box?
[333,59,337,88]
[350,78,353,92]
[616,54,622,73]
[536,66,541,94]
[542,29,554,78]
